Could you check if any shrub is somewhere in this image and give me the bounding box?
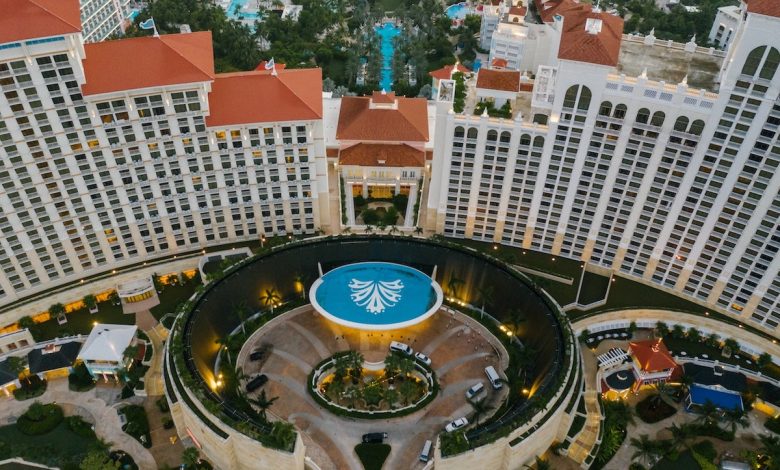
[692,439,717,461]
[16,402,64,435]
[13,376,47,401]
[66,415,96,438]
[156,396,170,413]
[68,363,96,392]
[767,415,780,434]
[162,416,175,429]
[120,405,151,448]
[362,209,380,225]
[636,395,677,423]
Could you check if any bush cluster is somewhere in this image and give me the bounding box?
[16,402,64,436]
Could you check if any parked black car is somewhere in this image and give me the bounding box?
[361,432,388,444]
[245,374,268,392]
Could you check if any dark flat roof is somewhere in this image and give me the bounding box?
[27,342,80,374]
[683,363,746,393]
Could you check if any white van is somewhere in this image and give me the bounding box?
[389,341,413,356]
[485,366,502,389]
[465,382,485,400]
[419,439,433,462]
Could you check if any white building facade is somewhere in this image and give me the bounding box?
[80,0,132,43]
[708,5,742,50]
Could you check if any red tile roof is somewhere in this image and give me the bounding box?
[336,95,429,142]
[476,69,521,92]
[536,0,624,66]
[255,60,287,71]
[748,0,780,17]
[509,6,528,16]
[629,339,677,372]
[371,90,397,103]
[491,58,509,68]
[82,32,215,96]
[339,143,425,167]
[206,68,322,127]
[429,63,471,80]
[0,0,81,44]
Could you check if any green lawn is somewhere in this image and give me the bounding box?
[578,272,610,305]
[150,281,199,320]
[355,443,391,470]
[0,420,103,468]
[33,301,133,341]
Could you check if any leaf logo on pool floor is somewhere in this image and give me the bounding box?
[348,279,403,314]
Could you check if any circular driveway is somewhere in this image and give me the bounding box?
[236,307,509,470]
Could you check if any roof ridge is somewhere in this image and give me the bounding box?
[159,33,214,78]
[396,105,428,141]
[29,0,82,32]
[276,72,321,117]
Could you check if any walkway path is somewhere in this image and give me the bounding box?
[143,323,168,397]
[567,346,603,465]
[0,380,156,470]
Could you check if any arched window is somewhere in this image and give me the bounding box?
[454,126,465,138]
[651,111,665,127]
[742,46,767,77]
[500,131,511,143]
[635,108,650,124]
[533,136,545,148]
[577,87,592,111]
[467,127,478,139]
[562,86,579,109]
[613,104,627,119]
[599,101,613,116]
[520,134,531,146]
[689,119,705,136]
[487,130,498,142]
[673,116,689,132]
[760,47,780,80]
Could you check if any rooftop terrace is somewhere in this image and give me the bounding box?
[616,35,725,92]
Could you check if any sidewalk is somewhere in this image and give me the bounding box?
[0,380,156,470]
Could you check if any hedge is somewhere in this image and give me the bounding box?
[17,403,64,436]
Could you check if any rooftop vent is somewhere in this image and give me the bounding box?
[585,18,603,34]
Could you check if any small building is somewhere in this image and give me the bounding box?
[78,323,138,380]
[428,62,471,95]
[27,342,81,380]
[476,68,521,108]
[0,359,21,396]
[685,383,743,412]
[708,5,741,50]
[628,339,678,391]
[116,276,160,313]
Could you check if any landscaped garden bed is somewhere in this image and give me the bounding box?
[636,395,677,423]
[68,362,96,392]
[13,375,47,401]
[119,404,152,448]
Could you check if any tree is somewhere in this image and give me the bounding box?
[723,408,749,434]
[49,303,66,317]
[650,381,676,408]
[333,354,350,382]
[383,353,402,379]
[630,434,662,466]
[418,84,433,99]
[508,308,526,335]
[364,225,374,234]
[322,77,336,92]
[80,451,120,470]
[270,421,296,451]
[83,294,98,312]
[346,350,364,382]
[671,324,685,339]
[440,430,469,455]
[414,226,424,235]
[476,284,495,317]
[667,422,696,451]
[655,321,669,337]
[18,316,35,331]
[578,328,591,343]
[123,344,139,363]
[758,352,773,370]
[446,275,464,298]
[260,287,281,314]
[686,327,701,343]
[6,356,27,384]
[294,273,312,300]
[695,400,720,427]
[398,379,416,405]
[248,389,278,421]
[468,397,494,425]
[723,338,740,355]
[181,447,201,469]
[705,333,720,348]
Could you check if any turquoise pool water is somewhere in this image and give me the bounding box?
[226,0,262,21]
[446,3,468,19]
[310,262,442,330]
[375,22,401,91]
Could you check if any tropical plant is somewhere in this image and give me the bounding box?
[440,430,469,455]
[233,302,251,338]
[260,287,281,313]
[83,294,98,311]
[364,225,374,234]
[655,321,670,337]
[18,315,35,331]
[667,422,696,451]
[446,275,464,298]
[578,328,591,343]
[723,338,740,354]
[722,408,749,434]
[79,451,120,470]
[508,308,526,335]
[398,379,417,405]
[388,225,399,235]
[476,284,495,317]
[628,321,638,335]
[705,333,720,348]
[414,226,423,235]
[758,352,773,370]
[123,344,139,362]
[6,356,26,380]
[468,397,494,425]
[687,327,702,343]
[383,353,401,379]
[346,350,364,382]
[650,381,676,407]
[333,354,350,382]
[630,434,663,466]
[671,324,685,339]
[695,400,720,427]
[49,302,66,317]
[181,447,201,468]
[248,389,278,422]
[270,421,296,451]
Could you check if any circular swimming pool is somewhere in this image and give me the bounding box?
[310,262,444,330]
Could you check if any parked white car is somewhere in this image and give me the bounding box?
[445,417,469,433]
[414,352,432,366]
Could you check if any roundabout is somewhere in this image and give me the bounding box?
[165,236,576,470]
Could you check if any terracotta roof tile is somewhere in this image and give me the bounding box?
[371,91,396,103]
[336,95,429,142]
[0,0,81,44]
[491,58,509,68]
[339,143,425,167]
[629,339,677,372]
[206,68,322,127]
[82,32,215,96]
[255,60,287,71]
[748,0,780,17]
[429,63,471,80]
[476,69,521,92]
[509,5,527,16]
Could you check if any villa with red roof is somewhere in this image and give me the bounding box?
[334,91,429,228]
[628,339,678,391]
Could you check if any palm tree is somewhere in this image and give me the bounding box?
[414,226,423,235]
[49,302,66,321]
[383,353,401,380]
[233,302,250,338]
[686,327,702,343]
[667,422,696,451]
[248,389,279,421]
[476,284,495,317]
[695,400,720,427]
[723,408,749,434]
[671,324,685,339]
[384,386,399,408]
[508,308,526,335]
[346,350,364,382]
[446,275,464,298]
[333,354,350,382]
[293,273,311,300]
[705,333,720,348]
[397,355,415,378]
[630,434,661,466]
[655,321,670,338]
[758,434,780,469]
[364,225,374,234]
[181,447,200,469]
[468,398,494,425]
[679,373,694,395]
[216,337,232,366]
[327,375,345,403]
[341,227,352,235]
[388,225,399,235]
[758,352,773,370]
[6,356,27,384]
[723,338,740,355]
[398,379,416,405]
[270,421,296,451]
[18,316,35,331]
[260,287,281,314]
[604,400,635,427]
[83,294,98,313]
[650,381,676,408]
